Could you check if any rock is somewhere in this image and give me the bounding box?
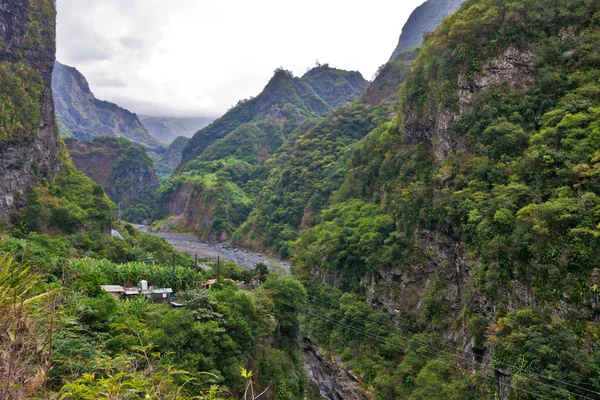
[52,61,163,149]
[302,337,369,400]
[0,0,62,222]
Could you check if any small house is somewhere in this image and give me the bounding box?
[151,288,173,303]
[123,287,140,299]
[100,285,125,300]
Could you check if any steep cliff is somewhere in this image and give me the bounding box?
[162,136,189,168]
[295,0,600,397]
[52,61,163,149]
[139,115,213,144]
[0,0,62,222]
[364,0,466,107]
[66,137,159,223]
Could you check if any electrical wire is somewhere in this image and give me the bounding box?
[287,300,555,400]
[306,295,600,399]
[280,297,599,400]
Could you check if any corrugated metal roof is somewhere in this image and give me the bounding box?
[152,288,173,294]
[101,285,125,293]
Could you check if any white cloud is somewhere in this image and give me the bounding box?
[57,0,425,118]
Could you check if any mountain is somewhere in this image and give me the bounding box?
[139,115,213,144]
[364,0,466,106]
[234,0,465,254]
[181,66,368,165]
[162,136,189,168]
[0,0,62,221]
[388,0,466,62]
[66,137,160,223]
[52,61,163,149]
[293,0,600,398]
[158,66,368,241]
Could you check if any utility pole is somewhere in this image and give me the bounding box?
[194,253,198,273]
[217,256,220,283]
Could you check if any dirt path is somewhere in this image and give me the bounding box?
[137,226,290,273]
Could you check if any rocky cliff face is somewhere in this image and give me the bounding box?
[0,0,62,222]
[302,338,369,400]
[388,0,466,62]
[66,137,159,221]
[403,45,537,165]
[162,136,189,168]
[52,61,163,149]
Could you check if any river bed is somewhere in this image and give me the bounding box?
[136,225,290,273]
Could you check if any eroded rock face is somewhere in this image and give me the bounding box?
[404,46,537,164]
[458,46,536,114]
[302,338,369,400]
[0,0,62,221]
[66,138,159,209]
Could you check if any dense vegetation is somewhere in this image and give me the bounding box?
[291,0,600,398]
[159,66,368,241]
[181,66,368,165]
[0,62,44,142]
[1,161,311,399]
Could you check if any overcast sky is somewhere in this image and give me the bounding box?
[56,0,425,118]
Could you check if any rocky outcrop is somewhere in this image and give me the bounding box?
[0,0,62,221]
[404,45,537,164]
[162,136,189,168]
[388,0,466,62]
[302,338,369,400]
[52,61,163,149]
[66,137,159,213]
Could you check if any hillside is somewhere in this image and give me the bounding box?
[364,0,466,106]
[160,66,368,241]
[66,137,160,223]
[293,0,600,398]
[139,115,213,144]
[0,0,62,221]
[181,66,368,165]
[52,61,163,149]
[233,0,465,255]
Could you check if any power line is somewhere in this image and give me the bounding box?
[306,295,600,399]
[282,297,597,400]
[287,300,555,400]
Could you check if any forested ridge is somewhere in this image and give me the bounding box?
[293,0,600,398]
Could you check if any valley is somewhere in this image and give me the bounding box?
[2,0,600,398]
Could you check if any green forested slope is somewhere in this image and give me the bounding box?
[293,0,600,398]
[161,66,368,241]
[181,66,367,166]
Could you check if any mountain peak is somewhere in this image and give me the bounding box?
[389,0,466,62]
[52,61,163,149]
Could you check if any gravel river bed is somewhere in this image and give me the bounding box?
[136,226,290,273]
